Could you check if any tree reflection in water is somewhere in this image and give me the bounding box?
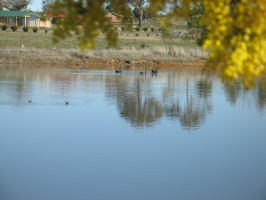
[105,74,164,128]
[118,97,164,127]
[164,74,213,130]
[0,65,265,130]
[105,67,214,130]
[257,82,266,111]
[223,81,242,105]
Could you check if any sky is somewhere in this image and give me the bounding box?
[28,0,43,11]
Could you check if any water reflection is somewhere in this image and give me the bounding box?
[257,82,266,110]
[222,79,266,113]
[1,64,266,200]
[105,75,164,128]
[0,65,265,130]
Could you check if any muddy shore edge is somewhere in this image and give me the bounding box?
[0,49,207,68]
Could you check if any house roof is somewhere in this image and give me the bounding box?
[0,10,42,17]
[106,12,123,17]
[37,12,66,18]
[37,12,83,18]
[36,12,53,18]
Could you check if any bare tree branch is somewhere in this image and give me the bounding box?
[0,0,9,10]
[6,0,32,10]
[42,0,54,11]
[126,0,149,27]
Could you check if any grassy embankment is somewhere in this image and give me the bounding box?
[0,28,208,64]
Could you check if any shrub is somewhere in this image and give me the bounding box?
[32,26,38,33]
[135,32,139,36]
[140,43,146,49]
[121,26,124,31]
[44,28,49,33]
[1,23,8,31]
[11,24,18,32]
[143,27,148,32]
[23,26,29,32]
[156,33,159,36]
[75,29,82,35]
[114,26,118,30]
[135,26,140,31]
[146,32,150,36]
[150,27,155,32]
[126,33,129,36]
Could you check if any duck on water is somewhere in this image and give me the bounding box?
[151,68,157,74]
[115,67,122,73]
[140,68,147,75]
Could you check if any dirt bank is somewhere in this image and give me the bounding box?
[0,48,208,67]
[21,59,206,69]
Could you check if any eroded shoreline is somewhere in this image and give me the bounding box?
[0,48,208,67]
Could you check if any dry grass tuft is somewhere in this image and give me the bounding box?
[0,46,208,64]
[81,46,208,62]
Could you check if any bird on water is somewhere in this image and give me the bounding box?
[151,68,157,73]
[65,101,69,105]
[140,68,147,75]
[29,100,32,102]
[115,67,122,73]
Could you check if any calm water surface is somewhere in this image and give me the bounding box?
[0,65,265,200]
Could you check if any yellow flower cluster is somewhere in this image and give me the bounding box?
[199,0,266,87]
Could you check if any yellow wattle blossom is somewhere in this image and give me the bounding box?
[198,0,266,87]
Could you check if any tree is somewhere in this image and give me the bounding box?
[42,0,54,11]
[133,7,150,21]
[49,0,266,87]
[104,0,133,18]
[6,0,32,10]
[0,0,8,10]
[126,0,149,27]
[105,4,114,13]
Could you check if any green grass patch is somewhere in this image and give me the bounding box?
[0,28,199,50]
